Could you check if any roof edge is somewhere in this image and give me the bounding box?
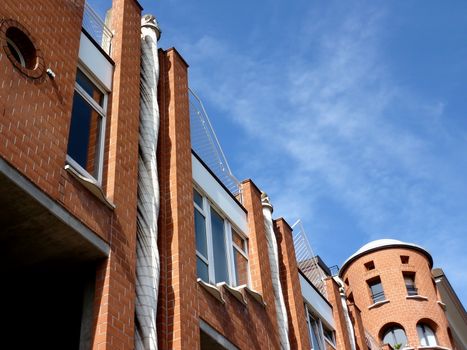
[339,241,433,277]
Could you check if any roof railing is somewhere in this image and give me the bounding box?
[292,219,327,297]
[82,1,113,55]
[189,88,242,201]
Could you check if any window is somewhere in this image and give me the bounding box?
[307,311,325,350]
[323,324,336,347]
[194,189,249,287]
[417,323,437,346]
[400,255,410,264]
[382,326,408,348]
[364,261,375,271]
[368,277,385,303]
[67,68,107,184]
[5,26,36,69]
[403,273,418,296]
[306,308,335,350]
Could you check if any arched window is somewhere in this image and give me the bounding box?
[381,326,408,348]
[417,323,437,346]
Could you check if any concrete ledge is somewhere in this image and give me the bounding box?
[242,286,266,307]
[406,295,428,301]
[368,299,390,310]
[65,165,115,209]
[0,158,110,257]
[218,282,247,306]
[198,278,224,304]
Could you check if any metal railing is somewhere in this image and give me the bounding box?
[292,220,327,297]
[189,88,242,200]
[82,1,113,55]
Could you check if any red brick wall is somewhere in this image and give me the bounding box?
[274,218,311,350]
[91,0,142,349]
[325,277,354,350]
[0,0,116,243]
[1,0,143,348]
[157,48,199,350]
[195,181,282,349]
[342,247,452,349]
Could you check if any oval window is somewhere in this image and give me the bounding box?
[5,26,37,69]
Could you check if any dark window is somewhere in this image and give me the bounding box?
[404,273,418,296]
[5,26,37,69]
[368,277,385,303]
[400,255,410,264]
[364,261,375,271]
[67,68,106,183]
[211,209,229,283]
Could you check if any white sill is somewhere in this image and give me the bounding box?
[437,300,447,310]
[197,278,225,304]
[217,282,247,305]
[65,165,115,209]
[241,286,266,307]
[406,295,428,301]
[418,346,450,350]
[368,299,390,310]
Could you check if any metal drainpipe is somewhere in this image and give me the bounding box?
[135,14,162,350]
[261,192,291,350]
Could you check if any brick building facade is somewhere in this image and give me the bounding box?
[1,1,465,349]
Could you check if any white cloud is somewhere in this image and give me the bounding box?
[178,2,467,305]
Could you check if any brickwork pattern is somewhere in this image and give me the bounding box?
[1,0,143,348]
[157,48,199,350]
[324,277,354,350]
[274,218,311,350]
[342,247,452,349]
[91,0,142,349]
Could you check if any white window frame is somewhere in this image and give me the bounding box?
[194,187,250,287]
[306,307,326,350]
[66,64,108,186]
[417,323,437,346]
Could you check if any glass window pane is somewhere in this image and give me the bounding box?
[232,230,245,251]
[309,316,324,350]
[383,327,407,347]
[210,209,229,283]
[197,257,209,282]
[417,324,437,346]
[369,280,385,302]
[233,248,248,286]
[194,209,207,257]
[193,189,203,208]
[76,69,104,106]
[67,91,102,178]
[393,328,407,345]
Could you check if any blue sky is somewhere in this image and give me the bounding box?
[92,0,467,306]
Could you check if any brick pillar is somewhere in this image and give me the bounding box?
[348,303,368,350]
[92,0,142,349]
[157,48,199,350]
[240,180,281,349]
[274,218,311,350]
[325,277,353,350]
